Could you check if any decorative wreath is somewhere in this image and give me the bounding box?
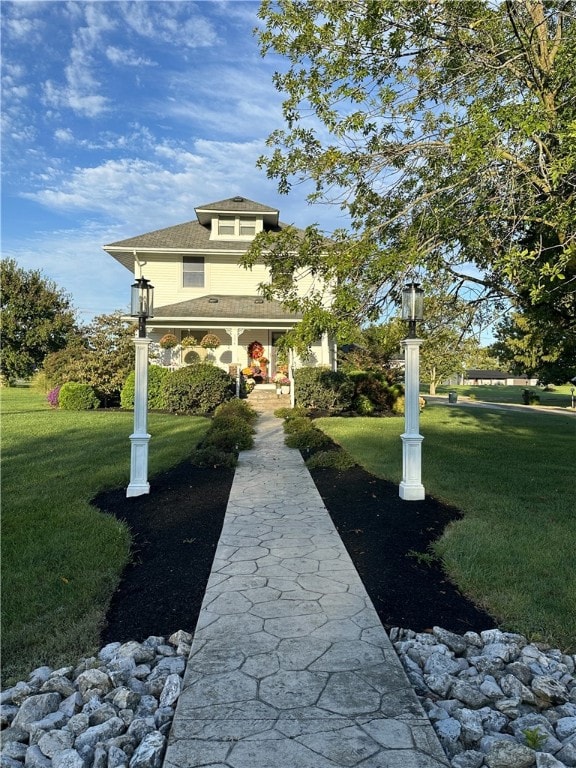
[248,340,264,360]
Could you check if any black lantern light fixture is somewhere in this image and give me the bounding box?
[401,281,424,337]
[130,276,154,338]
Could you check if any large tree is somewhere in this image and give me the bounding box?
[0,259,77,382]
[248,1,575,349]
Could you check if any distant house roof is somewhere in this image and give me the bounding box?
[103,196,291,271]
[153,294,302,322]
[465,369,510,379]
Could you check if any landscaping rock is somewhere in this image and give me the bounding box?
[392,626,576,767]
[1,634,188,768]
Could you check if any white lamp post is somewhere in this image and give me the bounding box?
[127,276,154,498]
[399,281,425,501]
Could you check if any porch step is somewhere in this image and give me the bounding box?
[247,385,290,411]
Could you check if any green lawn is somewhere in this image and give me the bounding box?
[1,387,210,685]
[436,383,574,409]
[316,404,576,650]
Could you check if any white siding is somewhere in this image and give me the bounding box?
[134,251,329,310]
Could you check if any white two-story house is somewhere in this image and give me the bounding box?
[103,196,335,380]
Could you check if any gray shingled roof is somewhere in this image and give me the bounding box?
[153,295,302,321]
[105,196,284,251]
[195,197,278,214]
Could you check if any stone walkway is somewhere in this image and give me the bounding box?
[163,406,449,768]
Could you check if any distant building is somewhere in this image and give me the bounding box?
[463,369,538,386]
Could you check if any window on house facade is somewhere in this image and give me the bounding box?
[239,218,256,236]
[212,215,259,239]
[218,216,235,236]
[183,256,204,287]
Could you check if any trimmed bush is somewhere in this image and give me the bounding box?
[204,417,254,452]
[285,426,333,454]
[214,399,258,426]
[274,405,308,420]
[190,446,238,469]
[162,363,234,414]
[283,416,313,435]
[59,382,99,410]
[294,367,354,412]
[120,365,170,410]
[306,450,356,471]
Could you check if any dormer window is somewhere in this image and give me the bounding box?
[218,216,235,236]
[239,218,256,236]
[211,215,261,240]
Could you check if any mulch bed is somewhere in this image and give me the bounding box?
[93,448,495,645]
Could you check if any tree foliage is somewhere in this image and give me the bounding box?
[491,311,576,383]
[250,0,576,350]
[43,312,135,405]
[0,258,77,382]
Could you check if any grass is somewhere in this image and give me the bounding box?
[1,387,210,685]
[316,403,576,650]
[436,383,575,409]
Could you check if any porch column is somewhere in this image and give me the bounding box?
[289,348,295,408]
[226,326,245,397]
[320,331,331,367]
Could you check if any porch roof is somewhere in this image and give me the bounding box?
[152,294,302,322]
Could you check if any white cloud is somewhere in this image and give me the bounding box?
[119,2,219,49]
[21,139,270,227]
[2,16,43,41]
[105,46,156,67]
[54,128,74,143]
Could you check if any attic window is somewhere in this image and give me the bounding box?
[212,214,259,239]
[240,218,256,236]
[218,216,235,236]
[208,297,219,303]
[233,196,244,202]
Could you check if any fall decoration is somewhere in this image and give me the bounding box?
[159,333,178,349]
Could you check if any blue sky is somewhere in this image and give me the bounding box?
[1,0,347,323]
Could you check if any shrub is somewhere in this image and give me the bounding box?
[214,399,258,426]
[294,367,354,412]
[285,426,333,454]
[274,405,308,420]
[353,393,375,415]
[162,363,234,414]
[306,450,356,471]
[190,446,238,469]
[46,386,61,408]
[32,371,50,393]
[351,373,404,414]
[283,416,313,435]
[120,365,169,410]
[59,382,99,410]
[204,417,254,452]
